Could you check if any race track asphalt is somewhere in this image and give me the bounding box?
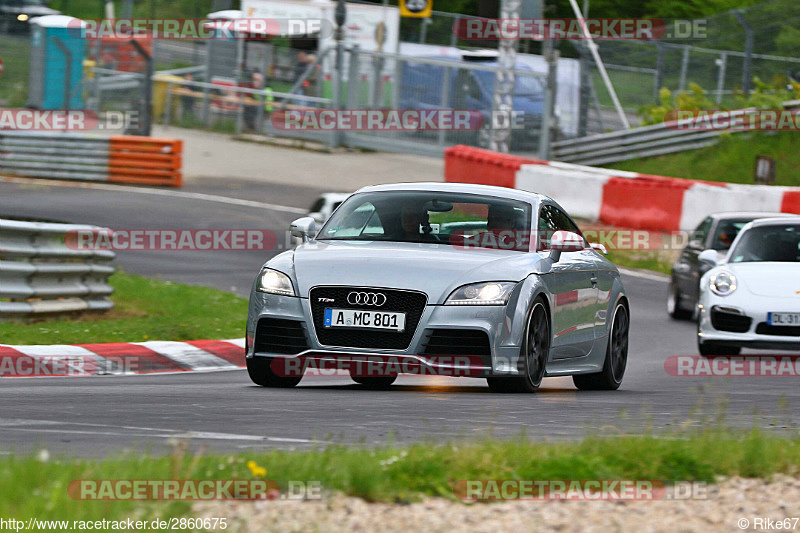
[0,178,797,457]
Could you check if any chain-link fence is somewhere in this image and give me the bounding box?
[0,33,31,108]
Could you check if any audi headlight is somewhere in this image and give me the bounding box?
[445,282,516,306]
[256,268,295,296]
[709,271,737,296]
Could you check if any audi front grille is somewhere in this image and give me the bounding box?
[309,286,427,349]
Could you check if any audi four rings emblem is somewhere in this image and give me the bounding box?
[347,292,387,306]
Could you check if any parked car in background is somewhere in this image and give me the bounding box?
[0,0,59,33]
[668,212,797,320]
[697,218,800,355]
[400,55,544,151]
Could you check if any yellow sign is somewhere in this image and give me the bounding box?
[400,0,432,18]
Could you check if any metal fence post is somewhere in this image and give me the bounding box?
[715,52,728,105]
[577,42,590,138]
[489,0,521,153]
[733,10,754,97]
[678,46,690,93]
[538,47,558,160]
[164,81,173,125]
[129,39,153,136]
[654,42,665,103]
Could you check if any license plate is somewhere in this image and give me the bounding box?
[324,308,406,332]
[767,312,800,326]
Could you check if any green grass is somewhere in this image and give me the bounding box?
[2,428,800,522]
[605,249,673,275]
[0,272,247,344]
[608,131,800,186]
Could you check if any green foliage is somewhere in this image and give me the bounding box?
[639,79,800,125]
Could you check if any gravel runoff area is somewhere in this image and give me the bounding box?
[195,475,800,532]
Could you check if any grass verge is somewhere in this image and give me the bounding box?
[0,272,247,344]
[605,249,673,275]
[609,131,800,187]
[1,428,799,522]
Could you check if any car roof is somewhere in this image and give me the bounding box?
[744,216,800,228]
[711,211,798,221]
[354,182,548,205]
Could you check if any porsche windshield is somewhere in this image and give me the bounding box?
[729,224,800,263]
[317,191,532,249]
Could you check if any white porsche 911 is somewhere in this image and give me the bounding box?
[697,217,800,355]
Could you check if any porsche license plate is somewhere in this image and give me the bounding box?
[324,308,406,332]
[767,312,800,326]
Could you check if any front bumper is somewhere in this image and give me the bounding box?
[697,292,800,351]
[246,292,524,377]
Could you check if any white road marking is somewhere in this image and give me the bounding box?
[618,267,669,283]
[1,176,307,214]
[0,418,325,443]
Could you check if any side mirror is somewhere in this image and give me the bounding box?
[589,242,609,255]
[698,249,719,266]
[548,230,585,262]
[290,217,317,243]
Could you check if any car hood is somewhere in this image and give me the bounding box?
[290,240,542,304]
[728,262,800,297]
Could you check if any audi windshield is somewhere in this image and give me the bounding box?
[316,191,532,248]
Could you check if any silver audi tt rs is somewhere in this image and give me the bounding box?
[246,183,630,393]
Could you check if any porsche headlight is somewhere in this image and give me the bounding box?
[445,282,516,305]
[709,271,737,296]
[256,268,295,296]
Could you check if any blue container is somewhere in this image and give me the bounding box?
[28,15,86,109]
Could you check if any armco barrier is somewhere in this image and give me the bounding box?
[0,219,115,316]
[444,145,800,230]
[0,131,182,187]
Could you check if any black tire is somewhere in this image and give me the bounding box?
[351,375,397,389]
[698,342,741,357]
[487,298,550,393]
[667,280,692,320]
[573,302,629,391]
[246,357,302,388]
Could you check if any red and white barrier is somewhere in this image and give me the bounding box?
[445,145,800,230]
[0,338,245,377]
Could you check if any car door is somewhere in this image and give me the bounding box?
[676,216,712,305]
[538,204,598,359]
